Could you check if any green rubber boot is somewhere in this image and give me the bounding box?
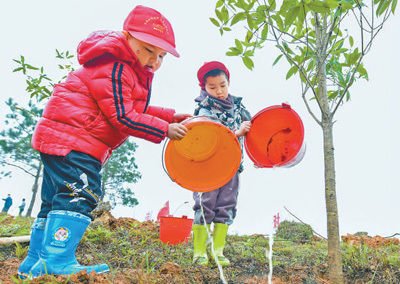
[192,224,210,266]
[212,223,230,267]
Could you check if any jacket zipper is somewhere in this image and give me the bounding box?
[143,77,152,113]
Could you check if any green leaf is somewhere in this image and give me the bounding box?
[331,39,344,51]
[255,9,267,23]
[391,0,398,13]
[215,9,223,21]
[261,23,269,40]
[326,0,339,8]
[272,54,283,66]
[328,90,339,99]
[210,17,220,27]
[286,65,298,79]
[223,27,232,31]
[257,5,268,13]
[307,0,331,13]
[235,39,244,53]
[376,0,391,15]
[242,56,254,70]
[12,67,23,73]
[284,6,300,27]
[271,14,284,30]
[221,6,229,23]
[340,2,354,10]
[25,64,39,70]
[349,36,354,47]
[246,13,255,30]
[216,0,224,8]
[244,50,254,56]
[306,60,315,72]
[268,0,276,10]
[280,0,296,13]
[337,72,345,86]
[245,31,253,42]
[228,47,242,55]
[231,12,246,25]
[282,41,294,54]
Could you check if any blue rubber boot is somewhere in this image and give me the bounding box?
[29,210,109,278]
[18,218,46,278]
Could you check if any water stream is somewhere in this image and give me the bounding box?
[267,212,280,284]
[267,232,274,284]
[198,193,227,284]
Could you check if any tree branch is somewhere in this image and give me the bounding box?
[0,161,35,177]
[267,12,323,113]
[322,11,339,55]
[284,206,327,240]
[301,83,321,125]
[331,54,364,116]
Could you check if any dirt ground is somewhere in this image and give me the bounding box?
[1,213,393,283]
[0,258,322,284]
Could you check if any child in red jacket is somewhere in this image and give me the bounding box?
[18,5,189,279]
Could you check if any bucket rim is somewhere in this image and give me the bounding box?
[244,103,305,168]
[159,216,194,221]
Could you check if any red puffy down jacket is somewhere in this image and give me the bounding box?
[32,31,175,164]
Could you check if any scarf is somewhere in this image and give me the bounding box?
[194,90,234,113]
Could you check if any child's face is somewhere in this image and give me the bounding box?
[126,34,167,73]
[204,74,229,100]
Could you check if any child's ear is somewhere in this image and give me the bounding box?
[122,30,130,39]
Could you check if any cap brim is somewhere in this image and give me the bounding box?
[129,31,180,58]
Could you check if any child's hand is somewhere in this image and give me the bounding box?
[167,123,187,140]
[235,121,252,137]
[172,113,192,123]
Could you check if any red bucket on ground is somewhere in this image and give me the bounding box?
[244,103,305,168]
[159,216,193,245]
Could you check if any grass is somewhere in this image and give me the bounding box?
[0,215,399,283]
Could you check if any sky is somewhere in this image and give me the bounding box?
[0,0,399,238]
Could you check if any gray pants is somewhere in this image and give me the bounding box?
[193,173,239,225]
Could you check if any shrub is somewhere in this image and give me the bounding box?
[275,220,313,243]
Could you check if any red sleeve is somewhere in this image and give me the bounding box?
[145,105,175,123]
[88,61,169,143]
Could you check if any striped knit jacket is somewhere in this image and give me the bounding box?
[32,31,175,164]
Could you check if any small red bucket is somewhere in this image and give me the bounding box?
[244,103,305,168]
[159,216,194,245]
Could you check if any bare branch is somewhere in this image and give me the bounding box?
[266,22,313,47]
[301,83,321,125]
[322,10,340,54]
[284,206,327,240]
[301,0,310,57]
[0,161,35,177]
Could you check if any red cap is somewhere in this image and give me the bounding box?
[197,61,230,90]
[123,6,179,57]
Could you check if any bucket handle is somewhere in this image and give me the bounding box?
[181,115,229,128]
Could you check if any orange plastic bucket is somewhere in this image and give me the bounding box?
[163,116,241,192]
[244,103,305,168]
[159,216,193,245]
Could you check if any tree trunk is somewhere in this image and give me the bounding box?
[100,171,107,201]
[315,13,344,284]
[25,161,42,217]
